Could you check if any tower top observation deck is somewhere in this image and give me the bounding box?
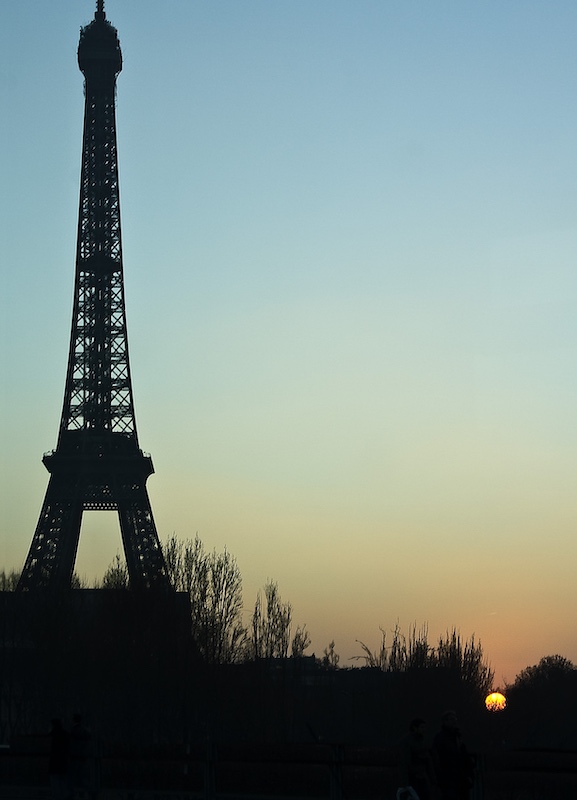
[78,0,122,78]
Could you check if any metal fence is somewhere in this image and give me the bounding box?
[2,742,577,800]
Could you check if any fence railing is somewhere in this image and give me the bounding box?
[2,742,577,800]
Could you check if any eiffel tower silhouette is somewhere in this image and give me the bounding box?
[18,2,170,592]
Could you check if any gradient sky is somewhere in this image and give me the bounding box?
[2,1,577,685]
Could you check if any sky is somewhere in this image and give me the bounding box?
[1,0,577,685]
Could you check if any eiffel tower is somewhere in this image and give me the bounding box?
[18,2,170,592]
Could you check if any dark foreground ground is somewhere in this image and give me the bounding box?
[2,744,577,800]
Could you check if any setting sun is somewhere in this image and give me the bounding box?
[485,691,507,712]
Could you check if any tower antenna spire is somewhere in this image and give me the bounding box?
[96,0,105,21]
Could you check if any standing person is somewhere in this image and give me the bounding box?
[69,714,94,800]
[432,710,474,800]
[48,718,69,800]
[397,717,436,800]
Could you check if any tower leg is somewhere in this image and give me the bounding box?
[19,476,83,591]
[118,485,169,591]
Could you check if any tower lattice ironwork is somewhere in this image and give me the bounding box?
[18,1,171,592]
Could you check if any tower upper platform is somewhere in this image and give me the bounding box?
[78,2,122,78]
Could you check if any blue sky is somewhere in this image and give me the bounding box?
[2,1,577,682]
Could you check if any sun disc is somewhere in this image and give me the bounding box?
[485,691,506,712]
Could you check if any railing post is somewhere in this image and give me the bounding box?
[204,738,216,800]
[330,744,343,800]
[472,752,486,800]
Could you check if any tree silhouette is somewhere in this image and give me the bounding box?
[321,640,340,669]
[0,570,20,591]
[100,553,129,589]
[163,534,246,663]
[291,624,311,657]
[506,655,577,748]
[436,629,493,697]
[249,580,310,659]
[251,580,292,658]
[512,654,576,689]
[354,624,493,696]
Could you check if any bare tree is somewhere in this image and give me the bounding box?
[291,625,311,657]
[354,624,493,695]
[164,534,246,663]
[252,581,292,658]
[249,581,310,659]
[204,544,246,663]
[354,624,408,669]
[406,624,434,669]
[1,569,87,590]
[436,629,494,696]
[321,640,340,669]
[0,570,20,591]
[354,627,390,669]
[71,572,88,589]
[100,553,129,589]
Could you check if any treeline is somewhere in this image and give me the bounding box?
[2,538,577,748]
[353,624,494,698]
[2,536,311,665]
[3,534,491,695]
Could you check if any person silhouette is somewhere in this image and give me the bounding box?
[432,710,474,800]
[69,714,93,799]
[48,718,69,800]
[397,717,435,800]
